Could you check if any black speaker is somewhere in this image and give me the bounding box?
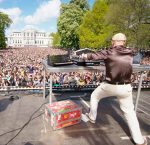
[47,54,73,66]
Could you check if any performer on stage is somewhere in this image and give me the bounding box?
[80,33,147,145]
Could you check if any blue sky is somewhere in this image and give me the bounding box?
[0,0,94,35]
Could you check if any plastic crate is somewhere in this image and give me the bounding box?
[45,100,82,130]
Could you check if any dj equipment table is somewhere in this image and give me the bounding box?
[42,60,150,111]
[42,60,105,103]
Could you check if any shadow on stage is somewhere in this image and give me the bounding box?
[60,96,134,145]
[0,97,13,112]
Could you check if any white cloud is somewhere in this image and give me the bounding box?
[0,7,23,36]
[22,25,38,31]
[24,0,61,25]
[0,7,22,25]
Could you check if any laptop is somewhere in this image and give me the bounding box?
[47,54,73,67]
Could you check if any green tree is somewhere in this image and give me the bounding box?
[57,0,89,49]
[50,32,61,48]
[106,0,150,49]
[78,0,114,50]
[70,0,89,12]
[0,12,12,49]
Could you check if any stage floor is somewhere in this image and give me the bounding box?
[0,90,149,145]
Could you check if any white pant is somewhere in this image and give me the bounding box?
[89,82,144,144]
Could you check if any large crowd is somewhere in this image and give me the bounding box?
[140,56,150,65]
[0,47,149,89]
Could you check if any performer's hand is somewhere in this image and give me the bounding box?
[79,53,88,60]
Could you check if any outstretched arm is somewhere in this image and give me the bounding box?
[80,49,109,61]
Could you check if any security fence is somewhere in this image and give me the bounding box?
[0,82,149,92]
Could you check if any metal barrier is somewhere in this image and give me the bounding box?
[0,83,149,92]
[0,86,43,91]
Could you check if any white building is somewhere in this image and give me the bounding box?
[7,28,52,47]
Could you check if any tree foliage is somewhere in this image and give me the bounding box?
[78,0,114,50]
[50,32,61,48]
[56,0,150,49]
[105,0,150,49]
[70,0,89,12]
[57,0,89,49]
[0,12,12,49]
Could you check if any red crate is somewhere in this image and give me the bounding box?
[45,100,82,130]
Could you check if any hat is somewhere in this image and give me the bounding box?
[112,33,127,41]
